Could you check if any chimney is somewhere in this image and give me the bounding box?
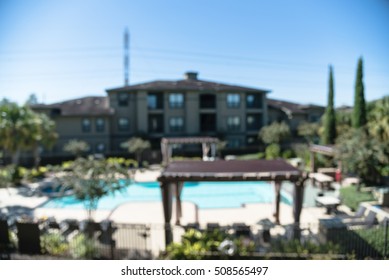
[184,71,198,80]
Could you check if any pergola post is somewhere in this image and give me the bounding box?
[161,142,167,165]
[292,180,305,240]
[160,181,173,246]
[175,182,183,225]
[202,143,210,160]
[273,181,282,224]
[211,143,216,159]
[310,151,315,172]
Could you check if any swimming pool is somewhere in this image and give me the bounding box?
[42,181,293,210]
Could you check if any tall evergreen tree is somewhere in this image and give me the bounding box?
[352,57,367,128]
[322,65,336,144]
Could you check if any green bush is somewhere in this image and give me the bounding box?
[270,239,342,259]
[236,153,265,160]
[163,229,255,260]
[265,144,281,159]
[41,232,69,256]
[339,186,376,211]
[282,149,294,159]
[69,233,99,259]
[106,157,138,168]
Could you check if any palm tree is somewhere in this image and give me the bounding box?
[30,113,58,168]
[120,137,151,165]
[0,103,35,165]
[57,156,131,220]
[63,139,90,158]
[0,103,58,167]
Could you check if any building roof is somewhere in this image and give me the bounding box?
[107,72,270,93]
[267,98,324,115]
[161,137,219,144]
[158,159,302,182]
[31,96,114,116]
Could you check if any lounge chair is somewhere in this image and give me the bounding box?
[183,222,200,231]
[59,219,79,238]
[339,205,366,220]
[206,223,220,232]
[343,210,377,228]
[232,223,251,238]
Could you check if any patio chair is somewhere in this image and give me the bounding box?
[0,219,13,259]
[80,220,102,238]
[183,222,200,231]
[59,219,79,238]
[343,210,377,228]
[206,223,220,232]
[16,221,42,255]
[232,223,251,238]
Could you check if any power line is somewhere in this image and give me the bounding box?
[1,44,388,74]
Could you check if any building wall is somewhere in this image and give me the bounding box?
[49,116,111,156]
[107,90,266,150]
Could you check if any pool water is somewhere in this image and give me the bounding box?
[42,181,293,210]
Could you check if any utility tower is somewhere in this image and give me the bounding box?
[124,28,129,86]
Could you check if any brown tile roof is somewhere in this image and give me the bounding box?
[267,98,324,115]
[31,96,114,116]
[107,78,270,93]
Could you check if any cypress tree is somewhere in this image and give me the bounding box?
[322,65,336,144]
[352,57,367,128]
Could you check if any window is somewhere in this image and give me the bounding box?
[246,114,262,131]
[227,116,240,131]
[227,93,240,108]
[227,138,242,148]
[118,93,128,106]
[82,118,91,132]
[118,117,129,131]
[96,143,105,153]
[200,94,216,109]
[309,115,320,122]
[148,114,164,133]
[148,92,163,109]
[246,93,262,108]
[200,114,216,132]
[95,118,105,132]
[246,136,259,146]
[169,117,184,132]
[169,93,184,108]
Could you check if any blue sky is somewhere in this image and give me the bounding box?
[0,0,388,106]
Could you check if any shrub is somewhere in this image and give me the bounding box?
[163,229,255,260]
[282,149,294,159]
[41,232,69,256]
[265,144,281,159]
[270,239,341,258]
[69,233,99,259]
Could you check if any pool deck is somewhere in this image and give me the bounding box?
[0,168,337,226]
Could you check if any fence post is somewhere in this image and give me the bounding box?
[384,220,388,259]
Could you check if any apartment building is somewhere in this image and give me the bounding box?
[106,72,269,152]
[32,72,324,159]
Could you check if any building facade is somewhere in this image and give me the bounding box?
[32,72,324,159]
[106,72,269,152]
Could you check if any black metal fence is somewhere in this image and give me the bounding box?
[1,219,388,260]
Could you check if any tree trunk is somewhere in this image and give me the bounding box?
[33,145,41,169]
[11,149,20,165]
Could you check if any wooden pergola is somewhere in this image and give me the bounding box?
[309,144,339,172]
[157,159,307,246]
[161,137,219,165]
